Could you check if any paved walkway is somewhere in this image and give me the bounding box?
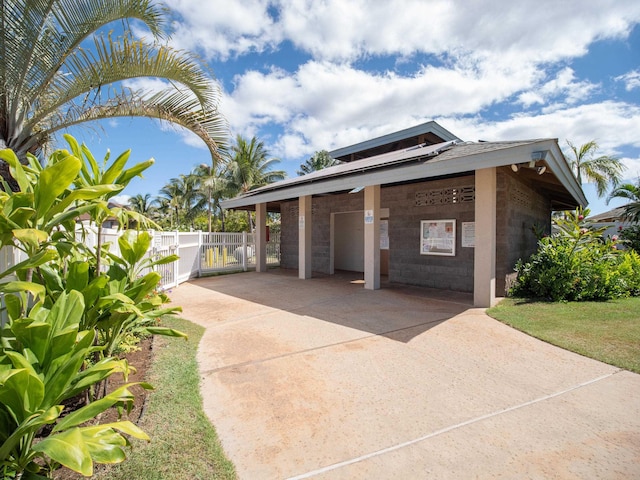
[169,270,640,479]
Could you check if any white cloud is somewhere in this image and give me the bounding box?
[615,70,640,91]
[220,59,542,157]
[438,101,640,151]
[620,156,640,182]
[169,0,640,67]
[168,0,279,60]
[159,1,640,172]
[517,68,599,108]
[111,194,131,206]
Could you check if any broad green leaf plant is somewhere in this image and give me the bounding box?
[0,291,151,478]
[0,137,184,478]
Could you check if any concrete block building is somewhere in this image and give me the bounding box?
[221,122,586,307]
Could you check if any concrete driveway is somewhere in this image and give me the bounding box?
[169,270,640,479]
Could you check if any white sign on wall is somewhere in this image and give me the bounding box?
[462,222,475,248]
[380,219,389,250]
[364,210,374,224]
[420,219,456,256]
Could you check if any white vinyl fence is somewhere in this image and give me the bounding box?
[1,228,281,294]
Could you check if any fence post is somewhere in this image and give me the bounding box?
[242,231,248,272]
[197,231,202,278]
[173,231,179,287]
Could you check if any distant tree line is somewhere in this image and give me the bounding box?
[128,140,340,232]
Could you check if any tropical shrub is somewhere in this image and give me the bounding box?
[0,137,183,477]
[511,208,640,301]
[620,225,640,253]
[0,291,151,478]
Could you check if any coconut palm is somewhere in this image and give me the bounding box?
[226,135,285,229]
[226,135,286,194]
[192,163,231,232]
[159,173,202,230]
[607,179,640,223]
[0,0,227,183]
[297,150,341,176]
[565,140,624,197]
[128,193,156,216]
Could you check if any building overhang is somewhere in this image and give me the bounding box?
[221,138,587,212]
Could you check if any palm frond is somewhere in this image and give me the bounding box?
[1,0,227,167]
[36,88,228,164]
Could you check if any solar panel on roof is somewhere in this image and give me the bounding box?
[240,140,458,199]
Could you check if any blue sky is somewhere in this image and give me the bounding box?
[66,0,640,216]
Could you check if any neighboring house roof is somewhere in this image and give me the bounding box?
[588,207,627,222]
[329,121,461,162]
[221,137,586,211]
[77,201,129,223]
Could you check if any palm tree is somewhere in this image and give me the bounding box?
[162,173,202,230]
[226,135,285,229]
[297,150,340,175]
[192,163,231,232]
[0,0,227,183]
[607,179,640,223]
[566,140,625,197]
[128,193,156,216]
[153,196,172,228]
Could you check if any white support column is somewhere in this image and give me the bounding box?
[364,185,381,290]
[299,195,312,279]
[474,168,497,307]
[255,203,267,272]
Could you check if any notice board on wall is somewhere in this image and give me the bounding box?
[420,219,456,256]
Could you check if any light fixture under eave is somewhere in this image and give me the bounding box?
[511,164,520,172]
[349,186,364,194]
[536,165,547,175]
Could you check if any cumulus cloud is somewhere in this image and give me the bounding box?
[438,101,640,150]
[615,70,640,91]
[517,68,599,108]
[219,59,540,156]
[170,0,640,66]
[110,194,132,206]
[158,0,640,172]
[168,0,279,60]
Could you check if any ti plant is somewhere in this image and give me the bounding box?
[0,291,151,478]
[0,137,184,478]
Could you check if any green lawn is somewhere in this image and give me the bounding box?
[95,317,236,480]
[487,297,640,374]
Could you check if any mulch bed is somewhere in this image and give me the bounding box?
[54,336,154,479]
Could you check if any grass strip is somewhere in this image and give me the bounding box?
[487,297,640,374]
[96,317,237,480]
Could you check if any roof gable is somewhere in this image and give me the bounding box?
[221,137,587,211]
[329,121,460,162]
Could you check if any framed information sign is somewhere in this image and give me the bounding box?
[420,219,456,256]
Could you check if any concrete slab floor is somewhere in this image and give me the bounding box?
[169,270,640,480]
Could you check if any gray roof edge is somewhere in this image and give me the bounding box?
[544,141,588,208]
[225,140,457,202]
[328,121,461,158]
[221,138,588,210]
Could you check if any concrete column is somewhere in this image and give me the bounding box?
[255,203,267,272]
[299,195,312,279]
[364,185,381,290]
[474,168,497,307]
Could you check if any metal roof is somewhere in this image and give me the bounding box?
[329,120,461,161]
[238,140,458,198]
[587,207,628,222]
[221,138,587,210]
